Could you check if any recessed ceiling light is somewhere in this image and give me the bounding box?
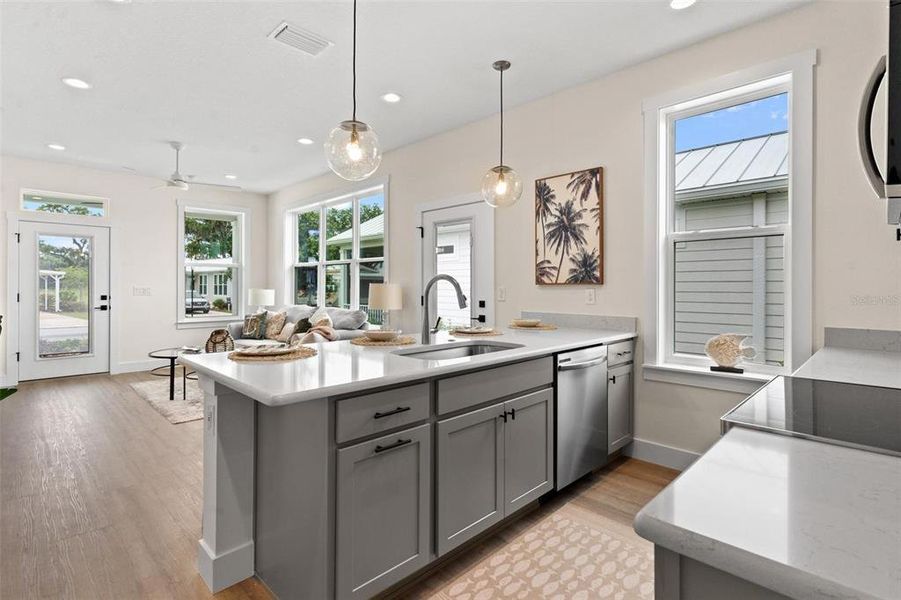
[47,143,66,151]
[670,0,697,9]
[381,92,402,103]
[297,137,314,145]
[225,174,238,180]
[62,77,92,90]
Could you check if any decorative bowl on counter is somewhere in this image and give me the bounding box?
[364,329,401,342]
[511,318,541,328]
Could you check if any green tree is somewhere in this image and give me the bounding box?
[185,217,233,260]
[545,199,588,284]
[37,204,91,216]
[297,203,384,262]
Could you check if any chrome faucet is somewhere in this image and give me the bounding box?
[421,274,467,344]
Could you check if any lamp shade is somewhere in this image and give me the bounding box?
[368,283,403,311]
[248,288,276,307]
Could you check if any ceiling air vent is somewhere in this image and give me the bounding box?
[268,22,333,56]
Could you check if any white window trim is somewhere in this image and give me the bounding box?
[282,177,389,309]
[176,199,250,328]
[19,188,111,226]
[642,50,815,393]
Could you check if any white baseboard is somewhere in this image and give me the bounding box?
[111,359,160,375]
[625,438,700,471]
[197,539,254,593]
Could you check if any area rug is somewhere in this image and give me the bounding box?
[430,503,654,600]
[129,378,203,424]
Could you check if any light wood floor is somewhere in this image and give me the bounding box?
[1,373,678,599]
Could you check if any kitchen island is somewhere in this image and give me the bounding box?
[180,323,636,598]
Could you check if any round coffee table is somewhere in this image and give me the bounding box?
[148,348,200,401]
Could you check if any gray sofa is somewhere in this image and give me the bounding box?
[227,305,370,348]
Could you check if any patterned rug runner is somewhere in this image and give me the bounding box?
[429,502,653,599]
[129,379,203,424]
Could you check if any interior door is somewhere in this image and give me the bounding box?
[17,221,111,381]
[421,200,494,329]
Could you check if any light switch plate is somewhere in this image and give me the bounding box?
[496,286,507,302]
[132,286,152,297]
[585,289,596,305]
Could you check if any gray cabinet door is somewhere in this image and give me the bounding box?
[436,403,506,556]
[504,388,554,514]
[336,424,431,600]
[608,363,634,453]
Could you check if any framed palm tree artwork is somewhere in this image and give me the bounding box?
[535,166,603,285]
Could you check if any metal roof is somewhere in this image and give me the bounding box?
[675,131,788,195]
[327,213,384,244]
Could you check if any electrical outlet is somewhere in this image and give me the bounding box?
[132,286,152,297]
[585,289,596,305]
[496,286,507,302]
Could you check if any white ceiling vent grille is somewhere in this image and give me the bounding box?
[268,22,333,56]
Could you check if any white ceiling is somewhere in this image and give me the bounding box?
[1,0,806,193]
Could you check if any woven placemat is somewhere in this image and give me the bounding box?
[228,346,318,362]
[449,329,504,337]
[350,335,417,347]
[508,323,558,331]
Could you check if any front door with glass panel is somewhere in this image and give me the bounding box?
[18,221,110,380]
[421,201,494,330]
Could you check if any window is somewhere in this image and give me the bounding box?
[290,185,386,325]
[178,202,248,322]
[644,52,814,388]
[21,190,107,218]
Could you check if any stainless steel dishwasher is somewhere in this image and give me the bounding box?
[555,345,608,490]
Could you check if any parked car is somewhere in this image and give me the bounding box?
[185,295,211,315]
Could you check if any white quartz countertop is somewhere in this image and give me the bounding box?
[179,327,634,406]
[792,346,901,389]
[634,427,901,600]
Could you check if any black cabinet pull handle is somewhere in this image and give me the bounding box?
[374,438,412,453]
[609,375,616,384]
[499,412,508,423]
[373,406,411,419]
[510,408,516,421]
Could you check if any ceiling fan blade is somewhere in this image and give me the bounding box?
[151,179,190,191]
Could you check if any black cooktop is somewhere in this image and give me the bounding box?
[722,376,901,457]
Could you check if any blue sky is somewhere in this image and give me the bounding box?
[675,92,788,152]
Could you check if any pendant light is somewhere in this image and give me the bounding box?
[481,60,522,207]
[324,0,381,181]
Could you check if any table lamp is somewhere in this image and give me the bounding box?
[368,283,403,329]
[248,288,275,313]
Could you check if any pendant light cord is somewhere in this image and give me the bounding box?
[352,0,357,122]
[499,67,504,167]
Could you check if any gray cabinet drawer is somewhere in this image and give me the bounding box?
[437,358,553,416]
[608,340,635,367]
[336,384,430,444]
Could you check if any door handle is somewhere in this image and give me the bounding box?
[93,305,109,311]
[374,438,412,454]
[858,55,887,198]
[557,356,607,371]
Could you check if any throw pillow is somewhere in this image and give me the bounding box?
[265,311,287,340]
[276,321,297,343]
[328,307,368,330]
[242,311,267,339]
[309,306,333,328]
[295,318,312,333]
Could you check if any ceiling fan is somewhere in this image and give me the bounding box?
[153,141,241,192]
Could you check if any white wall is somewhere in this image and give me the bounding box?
[269,2,900,455]
[1,156,268,378]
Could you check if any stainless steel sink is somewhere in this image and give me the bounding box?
[394,341,523,361]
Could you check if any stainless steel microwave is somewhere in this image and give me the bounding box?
[859,0,901,228]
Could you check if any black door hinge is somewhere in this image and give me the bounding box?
[420,295,424,307]
[14,233,20,243]
[896,227,900,242]
[416,226,424,238]
[15,352,20,362]
[16,293,20,303]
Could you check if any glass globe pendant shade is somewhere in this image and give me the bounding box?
[324,120,382,181]
[481,165,522,207]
